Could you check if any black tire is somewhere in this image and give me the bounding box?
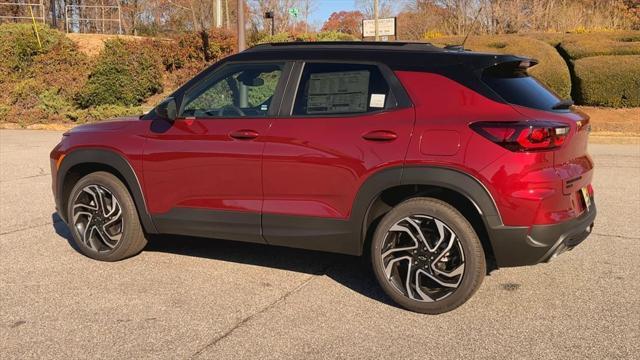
[371,197,486,314]
[67,171,147,261]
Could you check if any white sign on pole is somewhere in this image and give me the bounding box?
[362,18,396,37]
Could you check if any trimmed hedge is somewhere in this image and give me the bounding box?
[75,39,163,108]
[560,32,640,59]
[430,35,572,99]
[531,31,640,59]
[573,55,640,107]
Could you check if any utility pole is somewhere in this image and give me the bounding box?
[237,0,245,51]
[374,0,379,41]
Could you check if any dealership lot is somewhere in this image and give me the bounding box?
[1,130,639,359]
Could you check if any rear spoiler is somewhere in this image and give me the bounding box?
[483,58,540,77]
[462,54,539,74]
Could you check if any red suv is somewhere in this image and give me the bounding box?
[50,42,596,313]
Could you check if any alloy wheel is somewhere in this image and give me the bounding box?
[380,215,465,302]
[72,184,124,252]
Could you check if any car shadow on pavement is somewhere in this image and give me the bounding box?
[51,212,396,308]
[52,213,80,252]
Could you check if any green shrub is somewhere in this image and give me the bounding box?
[65,105,143,123]
[0,24,90,126]
[0,23,75,73]
[38,89,73,115]
[158,29,236,68]
[573,55,640,107]
[251,31,356,45]
[431,35,572,99]
[315,31,357,41]
[30,44,91,98]
[75,39,163,108]
[0,104,10,122]
[254,32,295,44]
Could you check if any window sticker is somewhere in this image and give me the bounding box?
[306,70,370,114]
[369,94,386,108]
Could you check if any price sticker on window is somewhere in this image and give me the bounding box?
[370,94,386,108]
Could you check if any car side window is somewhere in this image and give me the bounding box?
[182,62,284,118]
[292,63,393,116]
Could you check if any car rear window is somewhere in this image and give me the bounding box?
[482,62,562,111]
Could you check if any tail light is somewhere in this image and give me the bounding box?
[470,121,570,152]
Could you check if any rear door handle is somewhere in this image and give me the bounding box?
[362,130,397,142]
[230,130,259,140]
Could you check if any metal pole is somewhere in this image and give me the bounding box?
[216,0,222,28]
[237,0,245,51]
[271,16,274,36]
[374,0,379,41]
[29,5,42,49]
[117,3,122,34]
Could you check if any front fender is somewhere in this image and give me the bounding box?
[55,148,157,233]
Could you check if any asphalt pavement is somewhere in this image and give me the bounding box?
[1,130,639,359]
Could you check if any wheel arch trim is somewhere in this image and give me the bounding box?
[56,148,157,233]
[354,165,503,252]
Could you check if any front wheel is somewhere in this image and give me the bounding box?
[67,171,147,261]
[371,197,486,314]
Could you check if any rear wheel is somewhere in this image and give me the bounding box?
[67,171,147,261]
[371,197,486,314]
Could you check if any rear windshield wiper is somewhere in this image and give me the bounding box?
[552,99,574,110]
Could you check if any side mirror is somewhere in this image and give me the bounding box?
[156,97,177,121]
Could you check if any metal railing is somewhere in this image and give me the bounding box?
[0,1,45,23]
[65,3,122,34]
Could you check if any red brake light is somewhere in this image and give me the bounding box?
[471,121,570,152]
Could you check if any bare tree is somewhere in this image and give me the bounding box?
[355,0,393,18]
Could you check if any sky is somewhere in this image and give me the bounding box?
[307,0,359,28]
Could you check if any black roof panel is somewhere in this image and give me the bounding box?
[235,41,530,73]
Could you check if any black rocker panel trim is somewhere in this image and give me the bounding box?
[56,148,157,233]
[262,214,354,254]
[152,208,264,244]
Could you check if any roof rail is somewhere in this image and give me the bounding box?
[246,41,438,51]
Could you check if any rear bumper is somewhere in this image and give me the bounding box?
[487,205,597,267]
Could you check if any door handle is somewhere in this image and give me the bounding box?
[362,130,397,142]
[230,130,259,140]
